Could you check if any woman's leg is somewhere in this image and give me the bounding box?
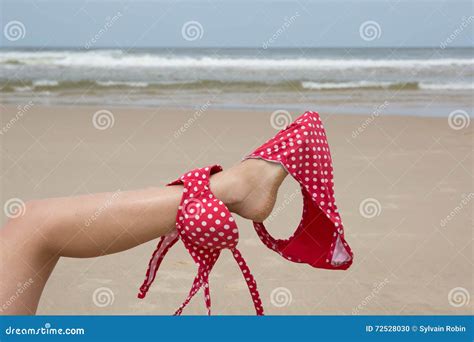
[0,159,287,314]
[0,185,184,315]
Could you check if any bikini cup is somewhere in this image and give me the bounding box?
[244,111,353,270]
[138,164,264,315]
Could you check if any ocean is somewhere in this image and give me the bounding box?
[1,47,472,117]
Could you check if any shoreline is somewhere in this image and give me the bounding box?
[2,100,471,119]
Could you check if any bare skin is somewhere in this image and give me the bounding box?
[0,159,287,314]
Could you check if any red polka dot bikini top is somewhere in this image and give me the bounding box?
[137,111,353,315]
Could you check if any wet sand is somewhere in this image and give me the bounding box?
[1,104,472,315]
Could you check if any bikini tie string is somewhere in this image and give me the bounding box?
[138,164,264,315]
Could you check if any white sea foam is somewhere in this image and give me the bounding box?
[96,81,149,87]
[419,82,474,90]
[0,50,472,70]
[302,81,394,90]
[13,86,33,92]
[32,80,59,87]
[303,80,474,90]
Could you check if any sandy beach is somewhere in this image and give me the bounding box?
[0,104,472,315]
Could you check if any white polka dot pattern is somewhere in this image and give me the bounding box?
[245,111,354,270]
[138,165,264,315]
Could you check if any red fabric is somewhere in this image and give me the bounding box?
[138,165,263,315]
[138,111,352,315]
[244,111,353,270]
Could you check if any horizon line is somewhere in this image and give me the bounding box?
[0,45,473,50]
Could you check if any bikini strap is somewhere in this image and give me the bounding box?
[231,248,264,315]
[174,256,218,316]
[137,230,179,299]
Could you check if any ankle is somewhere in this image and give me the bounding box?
[209,166,250,207]
[212,159,287,222]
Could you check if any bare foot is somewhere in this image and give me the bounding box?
[211,159,288,222]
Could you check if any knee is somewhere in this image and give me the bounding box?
[2,199,58,254]
[3,199,51,235]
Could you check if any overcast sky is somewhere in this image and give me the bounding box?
[1,0,473,48]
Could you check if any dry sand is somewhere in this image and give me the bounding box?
[1,104,472,315]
